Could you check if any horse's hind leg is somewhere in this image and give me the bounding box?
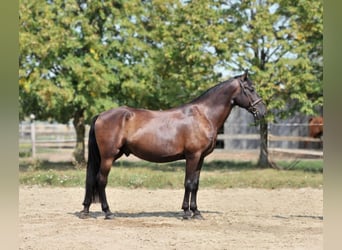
[80,185,93,219]
[97,157,115,219]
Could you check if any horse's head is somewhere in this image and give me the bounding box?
[233,70,266,120]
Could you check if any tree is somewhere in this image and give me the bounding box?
[19,0,125,163]
[222,0,323,167]
[114,0,234,109]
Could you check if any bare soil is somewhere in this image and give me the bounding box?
[19,186,322,250]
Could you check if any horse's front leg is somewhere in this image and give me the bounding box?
[189,171,203,220]
[182,185,192,219]
[182,155,204,219]
[189,161,204,220]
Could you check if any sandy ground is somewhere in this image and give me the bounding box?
[19,186,322,250]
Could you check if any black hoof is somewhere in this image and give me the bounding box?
[183,210,192,220]
[192,213,204,220]
[79,211,90,219]
[104,212,115,220]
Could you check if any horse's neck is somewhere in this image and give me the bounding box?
[197,93,234,130]
[188,81,238,130]
[208,102,233,129]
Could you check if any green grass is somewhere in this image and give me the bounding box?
[277,159,323,173]
[19,159,323,189]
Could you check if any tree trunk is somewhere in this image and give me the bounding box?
[73,109,86,165]
[257,119,274,168]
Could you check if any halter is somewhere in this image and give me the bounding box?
[239,79,263,117]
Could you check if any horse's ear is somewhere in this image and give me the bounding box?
[242,69,248,80]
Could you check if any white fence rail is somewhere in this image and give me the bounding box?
[217,134,321,142]
[19,122,323,158]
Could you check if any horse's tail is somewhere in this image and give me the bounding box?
[85,115,101,203]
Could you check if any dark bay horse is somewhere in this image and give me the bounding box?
[307,116,323,148]
[80,71,266,219]
[309,116,323,139]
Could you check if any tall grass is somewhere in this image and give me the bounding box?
[19,159,323,189]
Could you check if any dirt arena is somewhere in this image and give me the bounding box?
[19,186,322,250]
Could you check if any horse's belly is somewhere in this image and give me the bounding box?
[125,137,185,163]
[132,151,184,163]
[128,145,184,163]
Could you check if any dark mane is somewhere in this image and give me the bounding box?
[189,77,236,104]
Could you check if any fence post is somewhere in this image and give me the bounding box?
[30,114,36,158]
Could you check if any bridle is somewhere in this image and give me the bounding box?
[239,79,263,117]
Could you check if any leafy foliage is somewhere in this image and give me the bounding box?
[20,0,322,120]
[223,0,323,121]
[19,0,121,122]
[19,0,232,120]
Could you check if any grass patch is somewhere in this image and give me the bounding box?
[19,159,323,189]
[277,159,323,173]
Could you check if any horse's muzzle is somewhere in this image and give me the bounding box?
[249,100,266,121]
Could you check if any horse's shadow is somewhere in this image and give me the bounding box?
[273,215,323,220]
[72,210,221,220]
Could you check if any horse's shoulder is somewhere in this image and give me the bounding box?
[188,105,209,122]
[185,105,215,133]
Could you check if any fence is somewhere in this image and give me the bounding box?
[19,121,323,159]
[19,121,79,158]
